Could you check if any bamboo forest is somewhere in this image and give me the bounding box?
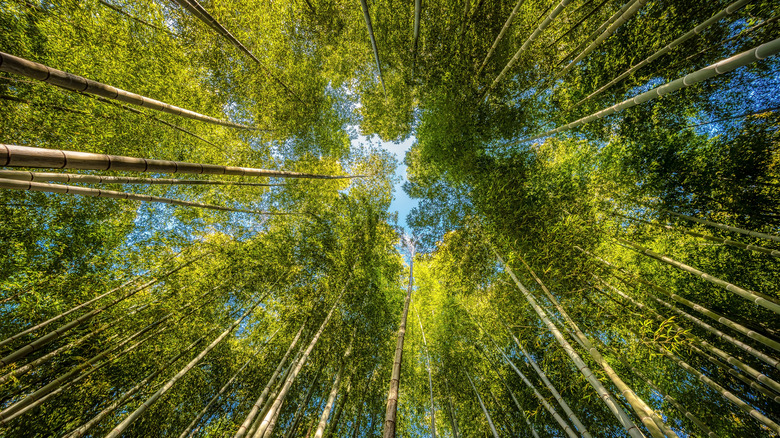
[1,0,779,436]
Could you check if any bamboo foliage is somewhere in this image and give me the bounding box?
[0,51,255,130]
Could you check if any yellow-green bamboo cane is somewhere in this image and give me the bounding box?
[578,246,780,353]
[283,361,325,438]
[518,256,671,438]
[0,51,255,129]
[0,170,285,187]
[313,364,344,438]
[652,343,780,434]
[234,323,306,438]
[654,207,780,244]
[494,366,540,438]
[105,295,265,438]
[416,309,437,438]
[575,0,750,106]
[611,211,779,257]
[255,292,345,438]
[516,37,780,143]
[463,370,499,438]
[477,0,526,76]
[494,248,646,438]
[0,178,287,216]
[484,0,573,98]
[617,237,780,315]
[359,0,386,93]
[0,144,364,179]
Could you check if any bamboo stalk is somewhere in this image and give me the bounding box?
[313,364,344,438]
[359,0,385,93]
[0,178,289,215]
[484,0,573,97]
[234,323,306,438]
[105,295,265,438]
[0,51,255,129]
[0,169,285,187]
[575,0,750,106]
[493,248,646,438]
[416,309,436,438]
[464,370,499,438]
[617,237,780,315]
[283,361,324,438]
[517,37,780,143]
[476,0,526,76]
[656,207,780,244]
[0,144,362,179]
[517,256,670,438]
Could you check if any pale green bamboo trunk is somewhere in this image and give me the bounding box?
[477,0,526,76]
[576,0,749,106]
[493,248,646,438]
[0,144,364,179]
[518,256,671,438]
[656,207,780,244]
[518,37,780,143]
[359,0,386,93]
[105,295,264,438]
[497,371,540,438]
[443,379,460,438]
[0,170,285,187]
[416,310,437,438]
[464,370,499,438]
[0,51,255,129]
[617,237,780,314]
[313,364,344,438]
[283,362,325,438]
[0,178,285,216]
[234,323,306,438]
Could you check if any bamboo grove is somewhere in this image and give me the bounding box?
[0,0,778,437]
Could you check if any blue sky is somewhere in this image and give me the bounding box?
[352,134,418,230]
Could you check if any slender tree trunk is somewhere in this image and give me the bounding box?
[0,144,364,179]
[0,255,203,367]
[477,0,526,76]
[464,370,499,438]
[383,249,415,438]
[98,0,174,34]
[235,323,307,438]
[0,51,255,129]
[507,328,592,437]
[283,362,325,438]
[443,378,460,438]
[178,330,280,438]
[653,206,780,244]
[517,255,670,438]
[547,0,609,49]
[415,309,436,438]
[516,37,780,143]
[576,0,749,106]
[580,246,780,353]
[325,382,350,438]
[255,291,346,438]
[358,0,385,93]
[105,295,264,438]
[0,170,285,188]
[484,0,573,97]
[617,237,780,315]
[0,178,288,216]
[493,247,646,438]
[314,364,344,438]
[496,370,540,438]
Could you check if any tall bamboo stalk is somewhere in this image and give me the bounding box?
[234,323,307,438]
[359,0,386,93]
[517,256,670,438]
[443,378,460,438]
[575,0,750,106]
[0,144,361,179]
[484,0,573,97]
[516,37,780,143]
[0,51,255,129]
[105,295,264,438]
[0,178,285,215]
[283,362,325,438]
[579,246,780,353]
[416,309,436,438]
[254,291,345,438]
[617,237,780,315]
[463,370,499,438]
[313,364,344,438]
[495,368,540,438]
[0,170,285,187]
[493,247,646,438]
[476,0,526,76]
[611,211,779,257]
[383,244,415,438]
[170,0,303,104]
[655,207,780,244]
[0,256,203,367]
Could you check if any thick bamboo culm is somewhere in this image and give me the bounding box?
[575,0,749,106]
[0,144,361,179]
[0,51,255,130]
[0,178,283,216]
[0,170,284,187]
[517,37,780,143]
